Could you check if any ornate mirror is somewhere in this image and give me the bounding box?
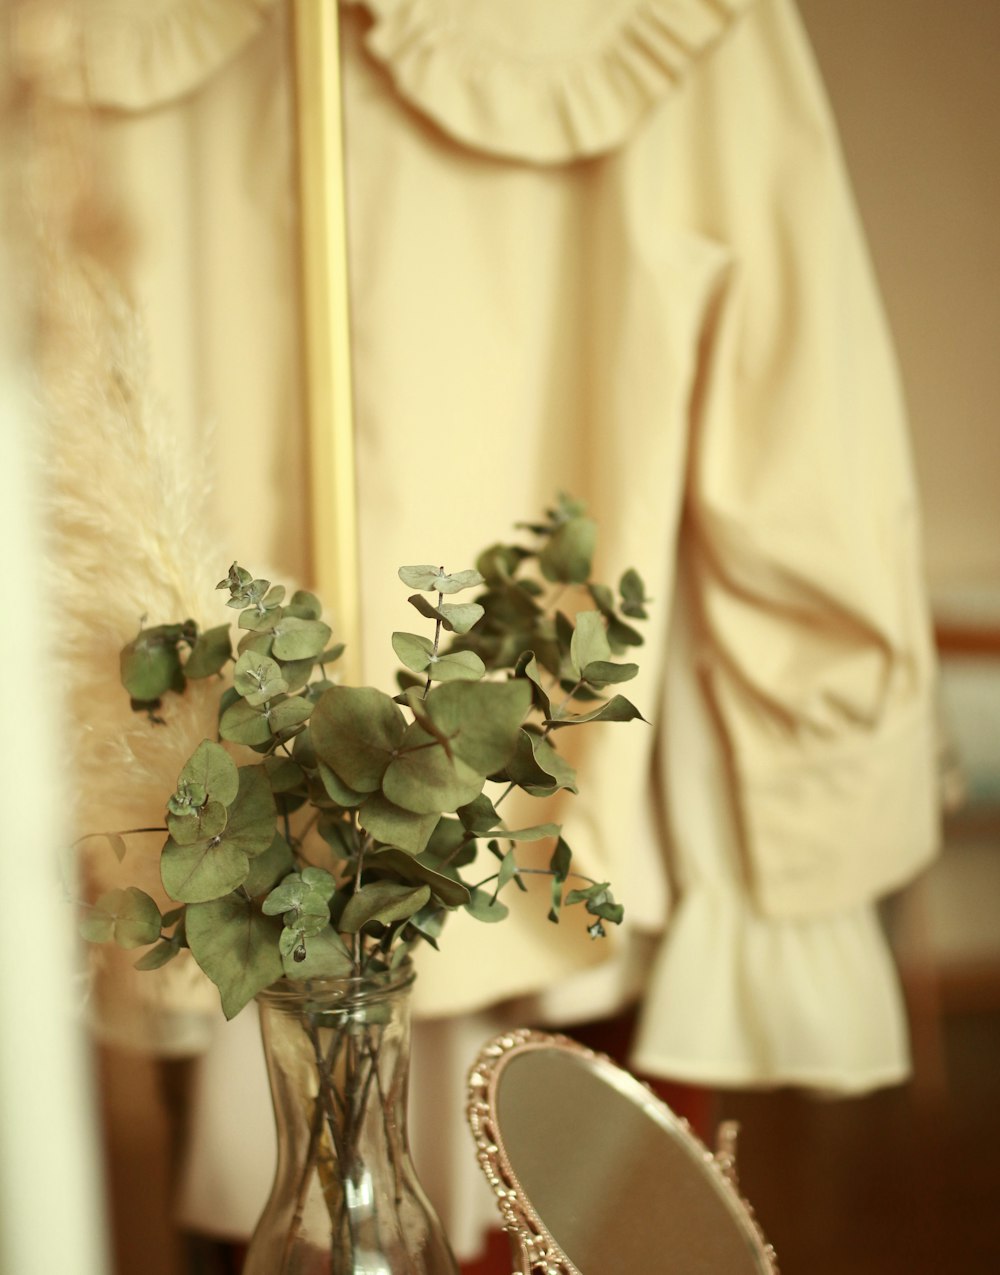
[467,1030,778,1274]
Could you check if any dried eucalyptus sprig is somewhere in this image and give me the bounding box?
[79,496,648,1018]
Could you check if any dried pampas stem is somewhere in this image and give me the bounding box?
[38,245,225,1045]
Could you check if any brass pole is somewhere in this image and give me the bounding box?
[291,0,362,682]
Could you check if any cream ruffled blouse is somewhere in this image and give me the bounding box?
[56,0,938,1135]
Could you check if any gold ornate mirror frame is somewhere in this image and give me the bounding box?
[467,1029,779,1275]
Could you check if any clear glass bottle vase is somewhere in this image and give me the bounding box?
[243,963,458,1275]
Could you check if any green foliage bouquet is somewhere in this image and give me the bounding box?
[79,496,648,1020]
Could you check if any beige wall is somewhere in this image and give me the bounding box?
[798,0,1000,602]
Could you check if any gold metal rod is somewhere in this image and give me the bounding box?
[291,0,362,682]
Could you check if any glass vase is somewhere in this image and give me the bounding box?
[243,963,458,1275]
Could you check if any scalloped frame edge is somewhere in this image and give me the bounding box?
[466,1028,779,1275]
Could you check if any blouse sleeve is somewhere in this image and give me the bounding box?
[675,0,940,918]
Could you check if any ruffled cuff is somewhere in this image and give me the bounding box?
[630,885,911,1093]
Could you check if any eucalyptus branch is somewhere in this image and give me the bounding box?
[351,836,373,972]
[474,865,603,891]
[547,677,585,729]
[79,497,645,1020]
[436,828,478,868]
[422,584,445,698]
[491,780,517,812]
[303,1016,359,1254]
[72,827,167,846]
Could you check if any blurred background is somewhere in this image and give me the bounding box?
[3,2,998,1273]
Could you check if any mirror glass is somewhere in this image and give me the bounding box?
[481,1037,775,1274]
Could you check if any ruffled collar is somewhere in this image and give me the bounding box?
[48,0,278,110]
[352,0,756,163]
[45,0,754,155]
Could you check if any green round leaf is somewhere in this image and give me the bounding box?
[262,756,305,795]
[120,635,182,701]
[581,660,639,687]
[300,866,337,895]
[339,882,431,934]
[504,729,578,794]
[428,650,485,682]
[167,779,207,818]
[397,565,442,591]
[271,617,332,661]
[281,926,353,980]
[218,562,251,594]
[178,740,240,807]
[619,567,649,618]
[285,590,322,620]
[81,888,162,949]
[434,568,485,595]
[186,895,283,1019]
[539,516,597,584]
[310,686,406,793]
[219,699,272,746]
[161,834,250,903]
[317,761,365,808]
[366,846,471,908]
[267,696,313,733]
[234,651,288,706]
[358,792,440,854]
[436,601,485,634]
[406,596,484,635]
[424,680,531,775]
[223,767,278,860]
[464,888,509,924]
[274,657,315,693]
[134,937,182,970]
[457,794,499,834]
[79,894,117,943]
[160,768,275,902]
[113,887,163,947]
[545,695,646,727]
[398,565,484,594]
[569,610,611,678]
[392,631,433,674]
[243,833,295,898]
[406,593,442,623]
[514,651,552,717]
[261,875,307,915]
[381,723,483,815]
[405,902,447,948]
[239,606,281,633]
[237,630,275,658]
[184,624,232,679]
[167,799,227,847]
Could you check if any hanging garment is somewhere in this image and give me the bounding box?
[47,0,939,1248]
[336,0,941,1076]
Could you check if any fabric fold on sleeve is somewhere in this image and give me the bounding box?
[637,561,914,1092]
[676,0,940,918]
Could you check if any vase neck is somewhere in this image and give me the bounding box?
[246,966,458,1274]
[257,968,416,1163]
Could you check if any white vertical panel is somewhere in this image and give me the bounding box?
[0,188,111,1275]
